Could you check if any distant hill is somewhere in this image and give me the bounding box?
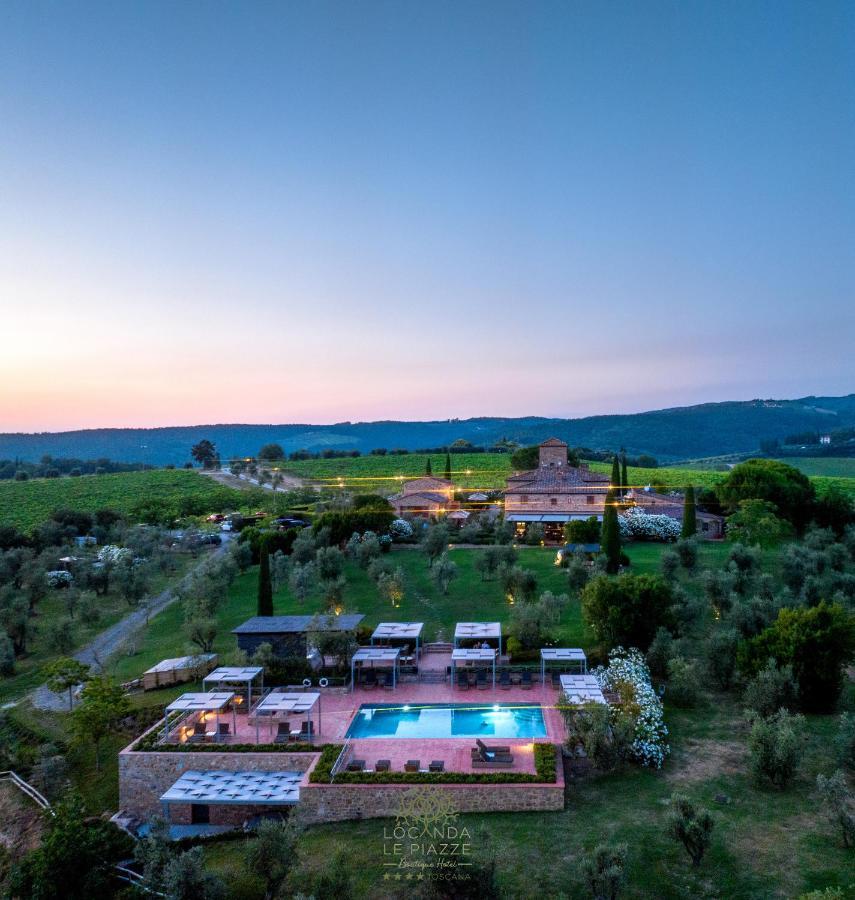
[2,394,854,466]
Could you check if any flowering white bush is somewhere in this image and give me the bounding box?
[619,508,681,542]
[389,518,414,539]
[45,570,73,588]
[593,646,669,768]
[97,544,131,563]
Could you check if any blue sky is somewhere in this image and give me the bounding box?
[1,1,853,430]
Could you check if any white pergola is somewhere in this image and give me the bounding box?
[540,648,587,684]
[202,666,265,709]
[351,647,401,691]
[454,622,502,656]
[370,622,423,660]
[451,647,497,688]
[559,674,606,705]
[160,770,301,815]
[253,691,320,743]
[163,691,235,742]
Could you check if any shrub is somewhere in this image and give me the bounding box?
[0,632,14,676]
[667,793,714,867]
[666,657,700,708]
[702,569,736,617]
[593,647,669,768]
[743,659,798,717]
[646,627,675,679]
[579,842,627,900]
[748,708,804,789]
[739,602,855,712]
[815,769,854,848]
[618,508,681,542]
[704,628,740,690]
[674,538,698,570]
[660,550,680,582]
[716,458,815,530]
[726,499,793,548]
[581,574,673,652]
[835,712,855,770]
[566,555,591,594]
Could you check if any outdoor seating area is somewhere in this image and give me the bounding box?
[559,673,607,705]
[454,621,503,655]
[370,622,423,664]
[540,648,587,686]
[202,666,264,708]
[350,646,401,691]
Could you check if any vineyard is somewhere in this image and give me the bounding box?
[276,452,855,498]
[0,470,246,533]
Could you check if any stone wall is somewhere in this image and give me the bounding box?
[297,778,564,824]
[119,738,316,819]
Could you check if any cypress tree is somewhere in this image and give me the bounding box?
[610,454,621,497]
[444,452,452,482]
[425,457,432,476]
[257,537,273,616]
[601,488,622,574]
[682,485,697,539]
[621,451,629,498]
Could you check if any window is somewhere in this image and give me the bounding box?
[550,497,558,506]
[520,494,529,502]
[586,495,595,504]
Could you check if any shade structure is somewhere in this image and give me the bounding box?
[160,770,301,807]
[164,691,235,742]
[540,648,587,684]
[351,647,401,691]
[451,647,497,688]
[559,674,606,705]
[253,691,321,743]
[454,622,502,655]
[370,622,423,660]
[203,666,264,709]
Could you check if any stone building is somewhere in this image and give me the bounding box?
[388,476,455,518]
[504,438,611,542]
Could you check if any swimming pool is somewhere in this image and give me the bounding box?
[345,703,547,739]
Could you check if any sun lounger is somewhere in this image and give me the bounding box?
[475,738,512,755]
[273,722,291,744]
[476,669,488,689]
[346,759,366,772]
[428,760,445,773]
[551,671,562,688]
[376,672,388,689]
[456,670,469,690]
[375,759,391,772]
[471,754,515,768]
[499,670,511,689]
[521,671,532,689]
[404,760,420,772]
[214,723,230,743]
[471,740,514,766]
[363,670,377,689]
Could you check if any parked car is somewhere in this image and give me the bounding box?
[275,517,309,529]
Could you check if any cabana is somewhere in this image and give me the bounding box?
[559,674,606,705]
[452,647,497,689]
[142,654,218,691]
[163,691,235,743]
[350,647,401,691]
[454,622,502,656]
[252,691,320,743]
[370,622,423,662]
[160,770,301,822]
[540,648,587,685]
[202,666,264,709]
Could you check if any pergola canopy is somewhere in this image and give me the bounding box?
[454,622,502,655]
[204,666,264,684]
[559,674,606,705]
[160,770,301,806]
[351,646,401,691]
[451,647,497,688]
[166,691,234,713]
[371,622,423,641]
[255,692,319,715]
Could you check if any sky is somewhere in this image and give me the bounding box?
[1,1,853,432]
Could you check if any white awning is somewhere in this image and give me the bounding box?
[161,770,301,806]
[454,622,502,640]
[451,648,496,662]
[166,692,234,713]
[255,692,319,715]
[559,674,606,705]
[203,666,264,684]
[371,622,424,641]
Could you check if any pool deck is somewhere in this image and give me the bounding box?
[179,681,566,775]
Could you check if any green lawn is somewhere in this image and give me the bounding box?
[0,469,246,533]
[200,686,855,899]
[775,457,855,478]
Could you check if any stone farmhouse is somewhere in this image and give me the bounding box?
[388,475,456,518]
[504,437,724,542]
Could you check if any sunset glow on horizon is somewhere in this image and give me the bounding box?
[2,2,853,433]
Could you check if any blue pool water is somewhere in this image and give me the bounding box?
[345,703,547,739]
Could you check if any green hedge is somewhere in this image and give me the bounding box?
[131,729,321,754]
[310,743,558,784]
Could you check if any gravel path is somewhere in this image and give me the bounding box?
[30,536,233,712]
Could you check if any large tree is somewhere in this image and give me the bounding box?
[681,485,697,538]
[257,539,274,616]
[190,440,218,469]
[44,657,91,711]
[581,573,673,650]
[610,454,621,498]
[600,488,622,574]
[70,676,131,771]
[716,459,815,530]
[444,452,452,482]
[621,451,629,498]
[258,443,285,461]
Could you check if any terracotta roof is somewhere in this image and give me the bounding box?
[391,491,449,506]
[395,477,452,496]
[539,437,568,447]
[506,465,610,494]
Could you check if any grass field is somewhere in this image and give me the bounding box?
[0,470,245,533]
[775,457,855,478]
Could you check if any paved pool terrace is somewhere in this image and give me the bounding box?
[165,680,567,775]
